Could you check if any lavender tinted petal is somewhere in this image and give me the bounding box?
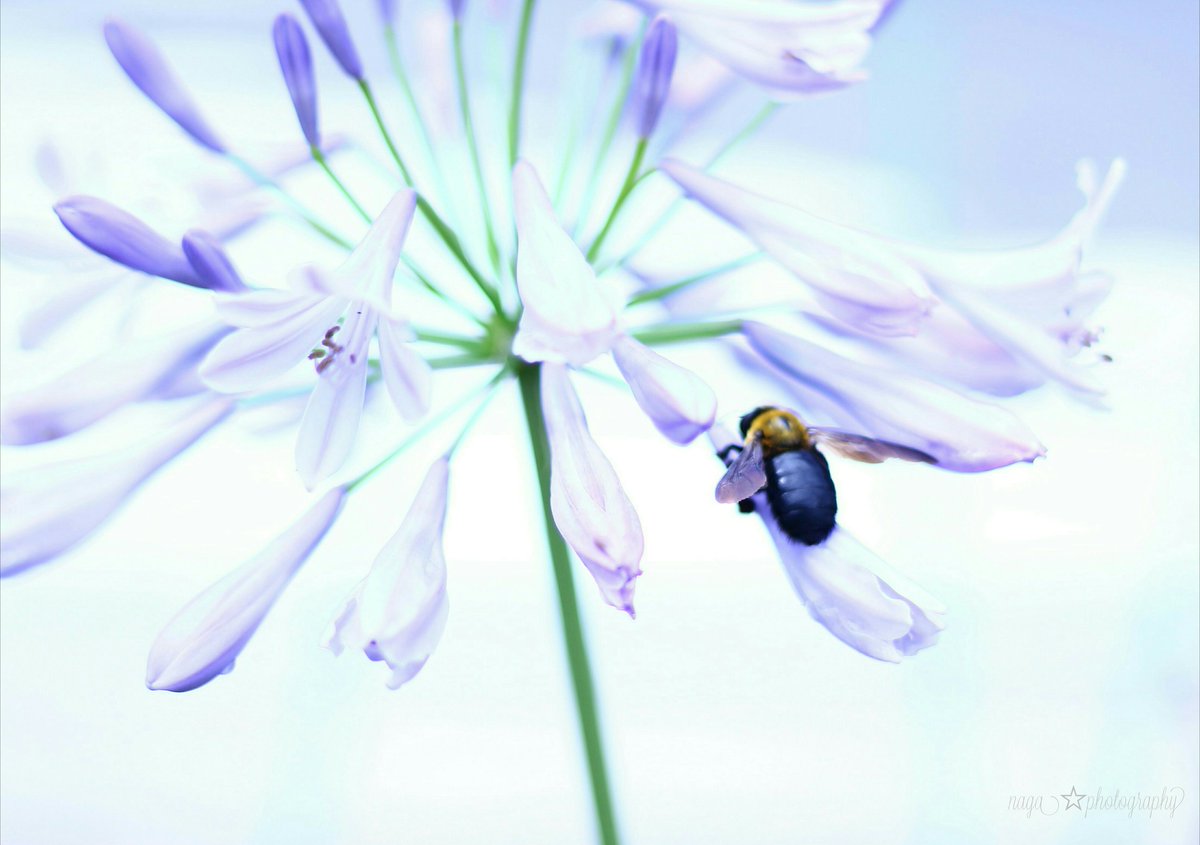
[1,320,227,446]
[0,398,233,577]
[273,14,320,147]
[146,486,346,691]
[299,0,365,80]
[182,230,248,293]
[103,18,226,153]
[325,457,450,689]
[541,363,644,615]
[54,196,204,287]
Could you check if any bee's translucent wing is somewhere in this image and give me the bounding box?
[808,427,937,465]
[715,437,768,503]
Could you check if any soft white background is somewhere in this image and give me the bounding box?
[1,1,1197,843]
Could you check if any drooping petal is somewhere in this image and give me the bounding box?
[325,458,450,689]
[0,398,234,577]
[273,14,321,147]
[181,230,247,293]
[377,317,433,421]
[54,196,202,287]
[610,334,715,444]
[1,320,228,445]
[631,0,883,98]
[742,321,1045,472]
[145,486,346,691]
[541,363,644,614]
[199,295,346,393]
[660,160,932,336]
[899,160,1127,394]
[769,525,944,662]
[709,424,943,662]
[632,15,678,139]
[299,0,365,80]
[103,18,226,153]
[323,189,418,312]
[512,161,620,366]
[295,307,376,488]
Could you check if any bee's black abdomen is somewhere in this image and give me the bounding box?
[765,448,837,546]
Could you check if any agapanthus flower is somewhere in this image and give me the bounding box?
[199,189,432,487]
[0,3,1124,840]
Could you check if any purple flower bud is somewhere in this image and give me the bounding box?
[299,0,364,80]
[182,230,247,293]
[632,15,677,139]
[448,0,466,20]
[378,0,400,25]
[54,196,202,287]
[273,14,320,147]
[102,18,225,153]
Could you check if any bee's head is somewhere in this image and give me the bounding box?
[739,406,777,438]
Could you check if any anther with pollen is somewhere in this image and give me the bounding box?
[309,325,344,374]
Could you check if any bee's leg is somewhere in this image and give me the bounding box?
[737,498,755,515]
[716,444,743,463]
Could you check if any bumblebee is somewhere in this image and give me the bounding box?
[715,406,936,546]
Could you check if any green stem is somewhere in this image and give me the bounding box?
[383,23,459,226]
[572,23,646,237]
[358,79,502,313]
[508,0,537,167]
[631,318,744,346]
[517,364,620,845]
[226,153,352,249]
[312,146,371,223]
[586,138,647,263]
[413,328,483,350]
[402,256,489,328]
[346,369,506,493]
[626,252,765,307]
[453,21,503,275]
[609,101,781,268]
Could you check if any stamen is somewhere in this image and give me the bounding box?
[311,324,345,374]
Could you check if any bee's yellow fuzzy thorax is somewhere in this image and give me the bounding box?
[745,407,811,456]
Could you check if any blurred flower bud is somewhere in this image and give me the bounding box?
[273,14,320,147]
[103,18,226,153]
[299,0,365,80]
[632,15,677,139]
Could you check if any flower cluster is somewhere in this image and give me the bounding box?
[1,0,1122,704]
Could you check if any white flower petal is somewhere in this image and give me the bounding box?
[611,334,716,444]
[512,161,620,366]
[743,321,1046,472]
[213,287,326,328]
[324,457,450,689]
[199,296,346,393]
[633,0,883,97]
[146,486,345,691]
[323,189,417,310]
[378,317,433,421]
[541,363,644,614]
[294,307,376,488]
[661,159,932,336]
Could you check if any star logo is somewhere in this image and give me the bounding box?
[1061,786,1087,811]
